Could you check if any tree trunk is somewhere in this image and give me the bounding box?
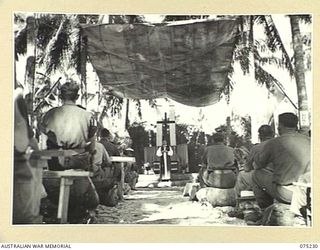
[25,15,38,121]
[226,116,231,146]
[125,98,130,129]
[290,15,309,133]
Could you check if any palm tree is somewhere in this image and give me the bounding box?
[15,13,101,113]
[289,15,311,133]
[228,15,311,137]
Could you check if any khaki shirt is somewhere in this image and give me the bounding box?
[202,143,235,170]
[40,104,94,149]
[254,132,310,185]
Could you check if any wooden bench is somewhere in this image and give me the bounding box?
[33,151,135,223]
[32,149,92,224]
[109,156,136,200]
[43,169,92,223]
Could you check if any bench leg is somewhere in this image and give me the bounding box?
[57,177,74,224]
[118,163,125,201]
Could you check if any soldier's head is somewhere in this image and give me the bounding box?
[258,125,274,142]
[59,81,80,103]
[100,128,111,139]
[278,112,298,135]
[212,132,224,144]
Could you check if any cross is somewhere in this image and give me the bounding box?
[157,112,175,145]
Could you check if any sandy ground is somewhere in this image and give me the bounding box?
[95,185,246,226]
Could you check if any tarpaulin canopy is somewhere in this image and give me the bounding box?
[81,18,238,107]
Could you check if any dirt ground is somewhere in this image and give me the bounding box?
[95,185,246,226]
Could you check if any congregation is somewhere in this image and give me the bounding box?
[13,80,311,225]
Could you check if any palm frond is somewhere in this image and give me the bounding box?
[69,16,82,74]
[254,62,281,90]
[37,14,64,52]
[45,17,71,74]
[254,62,273,89]
[15,27,27,60]
[233,45,251,75]
[254,15,295,76]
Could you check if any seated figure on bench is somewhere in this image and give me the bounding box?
[39,80,99,222]
[123,147,139,191]
[228,125,274,219]
[250,113,311,225]
[91,141,121,207]
[13,88,46,224]
[234,125,274,198]
[198,133,237,189]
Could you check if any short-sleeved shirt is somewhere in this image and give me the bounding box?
[246,140,273,172]
[254,132,311,185]
[202,143,235,170]
[40,104,93,149]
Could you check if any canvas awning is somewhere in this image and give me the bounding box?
[81,18,238,107]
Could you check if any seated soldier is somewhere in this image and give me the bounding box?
[123,148,139,191]
[13,88,45,224]
[229,125,274,219]
[39,80,99,223]
[91,141,120,207]
[99,128,120,156]
[250,113,311,225]
[234,125,274,198]
[198,132,237,189]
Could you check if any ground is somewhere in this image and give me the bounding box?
[95,174,246,226]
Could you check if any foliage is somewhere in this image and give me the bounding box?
[214,115,252,149]
[175,123,189,144]
[14,14,149,122]
[254,15,294,76]
[226,14,309,104]
[127,122,150,168]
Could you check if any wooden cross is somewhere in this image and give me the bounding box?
[156,112,175,146]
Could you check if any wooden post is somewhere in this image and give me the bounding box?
[80,34,88,107]
[226,116,231,146]
[125,99,130,129]
[119,162,125,201]
[57,178,74,223]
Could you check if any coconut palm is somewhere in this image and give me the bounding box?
[14,14,147,121]
[289,15,311,132]
[242,15,311,124]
